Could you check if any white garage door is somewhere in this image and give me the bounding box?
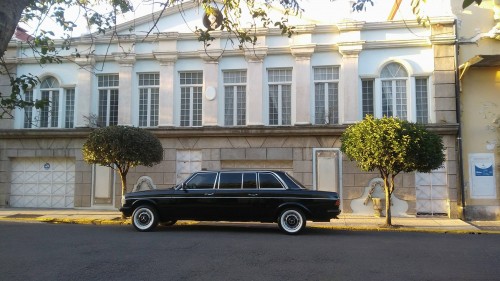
[10,158,75,208]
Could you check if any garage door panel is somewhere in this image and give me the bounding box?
[10,158,75,208]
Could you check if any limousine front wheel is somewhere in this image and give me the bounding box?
[132,205,159,232]
[278,208,306,235]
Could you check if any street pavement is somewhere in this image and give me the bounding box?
[1,208,500,234]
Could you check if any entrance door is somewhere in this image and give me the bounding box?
[92,165,115,207]
[416,163,449,216]
[313,149,341,192]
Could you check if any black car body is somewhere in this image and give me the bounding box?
[120,170,341,234]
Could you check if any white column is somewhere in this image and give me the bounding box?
[75,56,95,127]
[339,46,362,124]
[199,51,221,126]
[155,53,177,127]
[291,45,315,125]
[115,54,135,126]
[245,48,267,126]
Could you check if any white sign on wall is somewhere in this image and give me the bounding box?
[469,153,497,199]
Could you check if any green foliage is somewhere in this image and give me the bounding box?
[82,125,163,170]
[340,115,445,176]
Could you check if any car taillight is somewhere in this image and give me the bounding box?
[335,199,340,206]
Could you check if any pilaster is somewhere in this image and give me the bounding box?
[114,53,136,126]
[75,55,95,128]
[154,53,178,127]
[291,45,315,125]
[338,45,362,123]
[245,48,268,126]
[199,50,223,126]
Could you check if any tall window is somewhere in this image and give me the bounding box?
[314,66,339,124]
[268,68,292,125]
[224,70,247,126]
[415,78,429,124]
[98,74,119,127]
[23,90,33,128]
[40,77,60,128]
[64,89,75,128]
[21,76,75,129]
[381,62,408,120]
[180,71,203,127]
[138,73,159,127]
[363,62,430,122]
[361,79,374,118]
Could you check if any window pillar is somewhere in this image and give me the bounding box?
[245,48,267,126]
[291,45,315,125]
[339,46,361,123]
[154,53,177,127]
[114,54,135,126]
[75,56,95,127]
[199,50,222,126]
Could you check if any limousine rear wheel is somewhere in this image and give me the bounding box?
[132,205,159,232]
[278,208,306,235]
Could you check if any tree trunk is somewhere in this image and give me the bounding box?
[385,184,392,226]
[383,175,393,227]
[0,0,31,58]
[118,170,128,219]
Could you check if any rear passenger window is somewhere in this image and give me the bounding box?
[185,173,217,189]
[242,173,257,189]
[258,173,284,189]
[219,173,243,189]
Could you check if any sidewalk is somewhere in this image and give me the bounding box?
[1,208,499,234]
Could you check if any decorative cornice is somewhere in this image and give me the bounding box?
[153,52,178,64]
[336,21,365,31]
[0,123,459,139]
[290,44,316,58]
[198,49,224,62]
[244,47,268,62]
[113,53,136,65]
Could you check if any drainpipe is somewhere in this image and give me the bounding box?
[454,19,467,220]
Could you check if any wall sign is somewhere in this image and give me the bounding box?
[469,153,497,199]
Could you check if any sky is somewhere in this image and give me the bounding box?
[18,0,430,38]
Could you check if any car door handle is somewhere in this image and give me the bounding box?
[204,192,215,196]
[248,193,258,197]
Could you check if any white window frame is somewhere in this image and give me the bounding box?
[97,74,119,127]
[363,62,432,123]
[20,76,75,129]
[179,71,203,127]
[223,70,247,126]
[313,66,339,125]
[138,73,160,127]
[267,68,292,126]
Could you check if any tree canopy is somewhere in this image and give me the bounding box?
[82,125,163,204]
[340,116,445,226]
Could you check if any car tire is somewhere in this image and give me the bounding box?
[132,205,159,232]
[278,208,306,235]
[160,220,177,226]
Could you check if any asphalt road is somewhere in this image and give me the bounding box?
[1,221,499,281]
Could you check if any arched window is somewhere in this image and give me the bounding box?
[22,76,75,128]
[40,76,61,128]
[380,62,408,120]
[361,61,430,123]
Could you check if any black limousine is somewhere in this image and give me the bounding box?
[120,170,341,234]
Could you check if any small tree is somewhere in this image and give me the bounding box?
[340,116,445,226]
[82,125,163,207]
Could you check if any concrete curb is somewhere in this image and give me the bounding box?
[2,216,500,235]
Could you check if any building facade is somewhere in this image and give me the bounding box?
[0,1,460,217]
[455,0,500,220]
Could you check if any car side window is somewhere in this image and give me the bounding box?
[185,173,217,189]
[242,173,257,189]
[219,173,243,189]
[258,173,284,189]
